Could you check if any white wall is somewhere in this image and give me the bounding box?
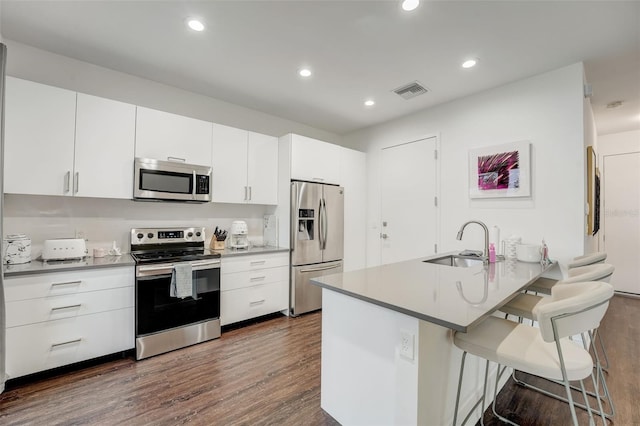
[344,63,587,274]
[1,40,343,253]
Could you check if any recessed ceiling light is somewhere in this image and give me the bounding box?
[462,58,478,69]
[299,68,312,78]
[187,19,205,32]
[401,0,420,12]
[364,100,375,107]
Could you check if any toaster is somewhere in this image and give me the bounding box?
[42,238,88,260]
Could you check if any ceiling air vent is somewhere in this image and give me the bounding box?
[393,81,429,100]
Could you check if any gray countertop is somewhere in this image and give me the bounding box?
[3,254,137,277]
[213,245,289,258]
[3,245,290,277]
[311,252,557,332]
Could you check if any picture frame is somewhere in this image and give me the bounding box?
[469,141,531,199]
[586,146,598,235]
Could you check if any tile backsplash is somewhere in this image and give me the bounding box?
[3,194,276,257]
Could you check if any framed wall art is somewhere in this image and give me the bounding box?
[469,140,531,199]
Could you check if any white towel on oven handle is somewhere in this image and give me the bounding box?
[170,263,194,299]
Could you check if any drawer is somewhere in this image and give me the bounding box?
[221,265,288,292]
[4,267,134,302]
[6,286,134,328]
[220,281,288,326]
[221,252,289,274]
[6,307,134,379]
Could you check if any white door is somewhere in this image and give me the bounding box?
[380,137,438,264]
[602,152,640,294]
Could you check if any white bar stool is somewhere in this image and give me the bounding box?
[527,251,607,295]
[453,281,614,426]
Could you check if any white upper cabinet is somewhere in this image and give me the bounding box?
[247,131,278,205]
[74,94,136,199]
[290,134,341,184]
[135,106,213,167]
[211,123,278,205]
[4,77,77,196]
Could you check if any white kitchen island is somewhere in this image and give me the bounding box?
[311,253,555,426]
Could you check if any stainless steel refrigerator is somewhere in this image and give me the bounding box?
[0,42,8,393]
[290,181,343,316]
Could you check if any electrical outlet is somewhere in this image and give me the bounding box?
[400,330,415,360]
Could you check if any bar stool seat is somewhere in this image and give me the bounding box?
[454,316,593,381]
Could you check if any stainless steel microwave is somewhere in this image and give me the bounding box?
[133,157,212,202]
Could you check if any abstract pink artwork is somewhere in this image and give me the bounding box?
[469,141,531,199]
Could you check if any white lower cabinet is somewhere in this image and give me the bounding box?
[220,252,289,326]
[4,267,135,379]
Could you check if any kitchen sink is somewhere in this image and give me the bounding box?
[423,255,485,268]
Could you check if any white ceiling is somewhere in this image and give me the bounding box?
[1,0,639,136]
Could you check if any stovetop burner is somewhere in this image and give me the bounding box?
[130,227,220,264]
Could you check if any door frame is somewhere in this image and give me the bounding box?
[379,133,441,262]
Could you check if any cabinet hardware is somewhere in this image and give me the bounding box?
[51,304,82,312]
[250,276,266,282]
[64,171,71,193]
[51,280,82,287]
[74,172,79,194]
[248,186,252,201]
[250,260,266,266]
[312,177,325,182]
[167,157,186,162]
[244,186,248,201]
[51,338,82,348]
[249,299,266,306]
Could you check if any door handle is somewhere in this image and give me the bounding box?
[380,233,389,239]
[64,171,71,194]
[73,172,79,194]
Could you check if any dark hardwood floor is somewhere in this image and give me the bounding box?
[0,295,638,425]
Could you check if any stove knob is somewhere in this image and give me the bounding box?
[187,232,194,238]
[137,233,144,239]
[147,233,154,239]
[196,231,201,237]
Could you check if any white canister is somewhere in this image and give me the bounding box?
[3,234,32,264]
[516,243,543,263]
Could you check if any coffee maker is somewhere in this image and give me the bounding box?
[229,221,249,249]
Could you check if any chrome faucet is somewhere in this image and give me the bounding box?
[456,220,490,260]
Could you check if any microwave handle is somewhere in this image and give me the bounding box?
[167,157,186,163]
[192,171,196,199]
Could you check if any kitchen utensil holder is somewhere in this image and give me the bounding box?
[211,240,225,250]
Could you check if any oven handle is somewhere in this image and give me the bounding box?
[137,259,221,276]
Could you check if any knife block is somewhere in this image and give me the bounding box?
[210,239,225,250]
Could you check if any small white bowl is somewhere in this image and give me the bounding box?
[516,244,542,263]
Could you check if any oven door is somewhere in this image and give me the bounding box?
[135,259,220,337]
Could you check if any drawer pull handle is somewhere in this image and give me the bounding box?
[51,280,82,287]
[51,304,82,312]
[51,338,82,348]
[250,276,266,282]
[250,260,266,266]
[250,299,266,307]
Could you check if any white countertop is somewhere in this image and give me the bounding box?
[311,252,556,332]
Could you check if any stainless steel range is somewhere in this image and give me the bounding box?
[131,227,221,360]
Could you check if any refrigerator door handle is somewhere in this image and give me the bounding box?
[320,198,328,250]
[318,198,325,250]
